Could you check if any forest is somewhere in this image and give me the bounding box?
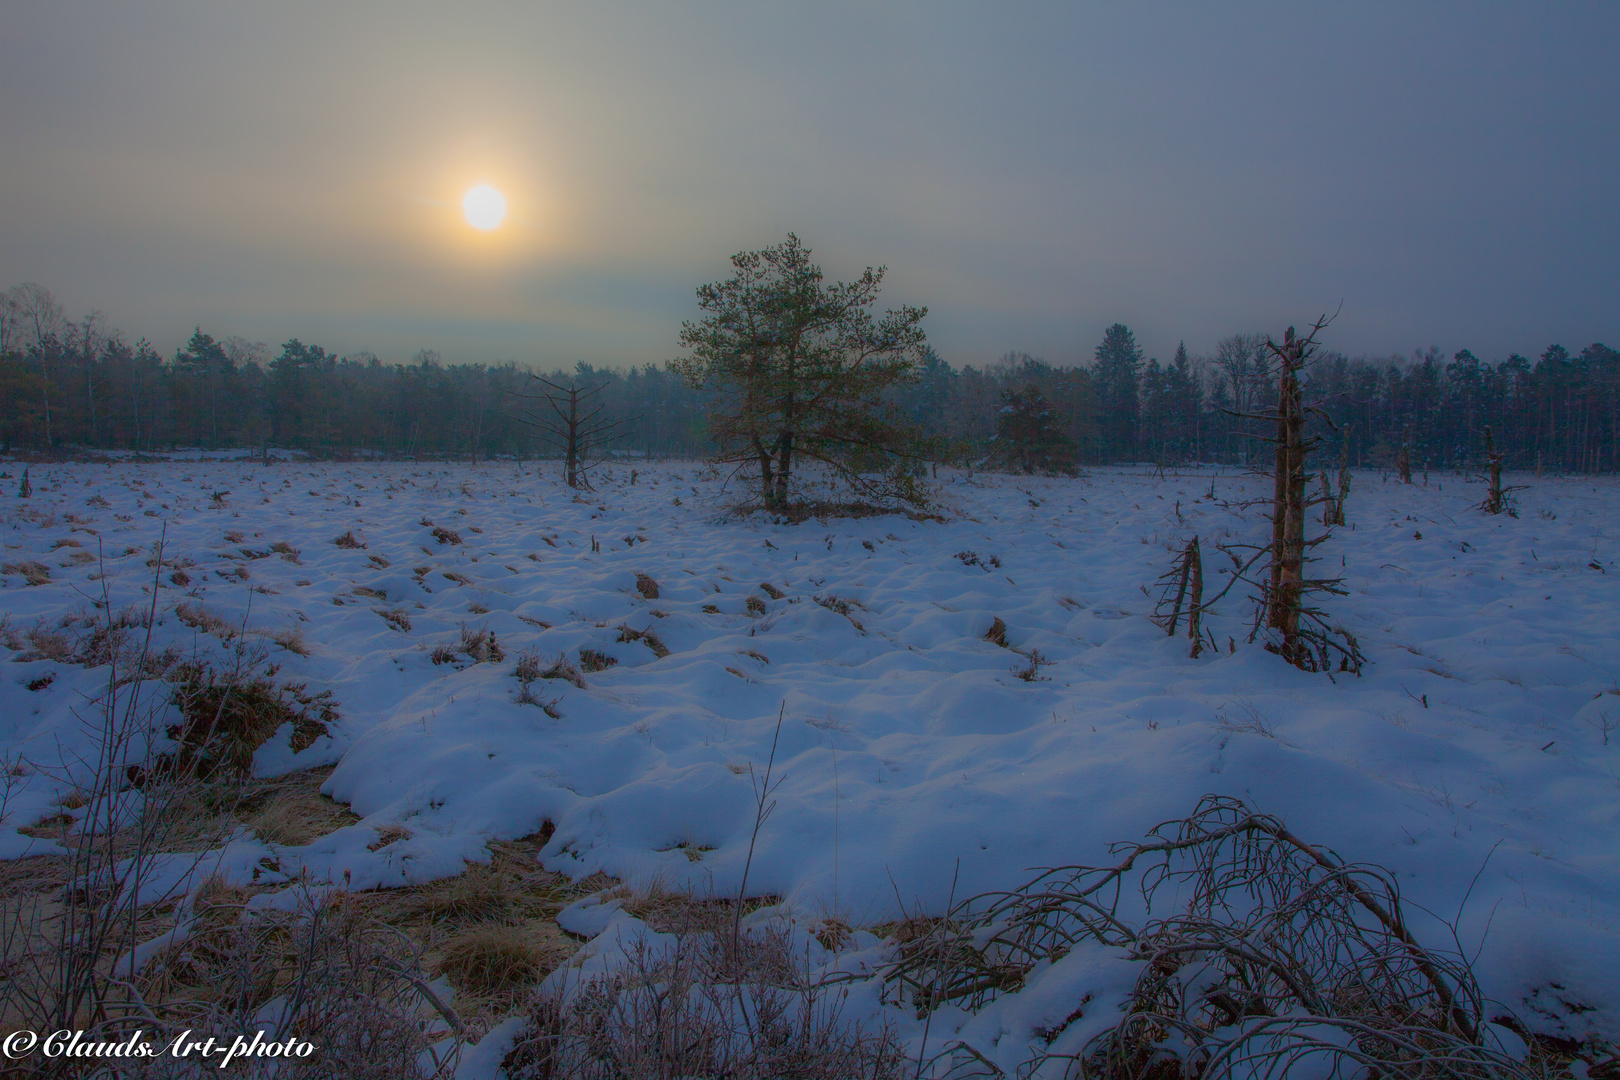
[1,282,1615,473]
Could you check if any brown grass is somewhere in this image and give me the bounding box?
[984,616,1009,647]
[333,529,366,549]
[436,924,550,996]
[174,600,239,641]
[759,582,786,599]
[815,594,865,633]
[3,560,50,586]
[616,624,671,659]
[245,767,362,846]
[634,572,660,600]
[164,662,338,780]
[266,626,311,656]
[377,607,413,632]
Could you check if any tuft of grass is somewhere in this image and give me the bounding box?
[459,624,505,663]
[247,769,362,846]
[540,653,586,689]
[616,624,671,659]
[377,608,412,632]
[578,648,617,673]
[175,601,239,642]
[432,525,463,545]
[163,661,339,780]
[414,863,523,923]
[270,540,301,563]
[367,823,412,851]
[746,595,767,616]
[333,530,366,549]
[436,924,548,996]
[634,572,660,600]
[984,616,1008,647]
[3,561,51,586]
[815,594,866,633]
[267,627,311,656]
[759,582,786,599]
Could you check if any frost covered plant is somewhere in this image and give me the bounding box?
[883,794,1541,1080]
[502,926,905,1080]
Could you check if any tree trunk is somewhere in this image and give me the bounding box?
[1267,328,1307,663]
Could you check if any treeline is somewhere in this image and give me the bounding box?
[1,282,1615,471]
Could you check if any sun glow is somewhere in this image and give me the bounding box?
[462,184,507,230]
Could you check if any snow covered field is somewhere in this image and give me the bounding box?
[3,459,1618,1065]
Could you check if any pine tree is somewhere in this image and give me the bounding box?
[1092,323,1142,459]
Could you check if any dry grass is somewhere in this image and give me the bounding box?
[983,616,1008,647]
[432,525,463,545]
[378,607,413,632]
[3,560,50,586]
[175,600,238,641]
[759,582,786,599]
[634,572,660,600]
[244,767,362,847]
[502,920,904,1080]
[578,648,617,673]
[411,862,523,923]
[266,626,311,656]
[616,623,670,659]
[333,529,366,549]
[163,661,338,779]
[436,924,551,995]
[815,594,865,633]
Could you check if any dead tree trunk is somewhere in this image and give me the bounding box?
[1482,425,1507,514]
[1152,535,1206,659]
[1186,537,1204,658]
[1334,444,1351,526]
[1266,327,1309,665]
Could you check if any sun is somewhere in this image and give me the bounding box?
[462,184,507,231]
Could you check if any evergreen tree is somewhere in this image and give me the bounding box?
[1092,323,1142,459]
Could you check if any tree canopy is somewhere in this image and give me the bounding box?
[672,234,935,510]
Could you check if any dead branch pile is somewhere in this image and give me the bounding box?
[883,795,1536,1079]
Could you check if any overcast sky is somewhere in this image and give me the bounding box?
[2,3,1615,370]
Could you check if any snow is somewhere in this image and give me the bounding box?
[2,459,1618,1056]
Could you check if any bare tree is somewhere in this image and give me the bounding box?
[511,374,633,489]
[7,283,66,447]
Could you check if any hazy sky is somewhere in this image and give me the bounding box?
[3,3,1615,370]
